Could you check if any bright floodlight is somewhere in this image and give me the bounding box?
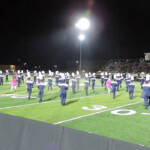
[78,34,85,41]
[76,18,90,31]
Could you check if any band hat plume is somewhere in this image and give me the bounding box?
[39,71,43,80]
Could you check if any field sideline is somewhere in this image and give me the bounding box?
[0,76,150,147]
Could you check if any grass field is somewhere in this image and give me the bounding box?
[0,76,150,147]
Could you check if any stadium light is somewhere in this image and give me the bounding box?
[75,18,90,75]
[78,34,85,41]
[75,18,90,31]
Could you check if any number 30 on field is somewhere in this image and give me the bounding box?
[82,105,150,116]
[111,109,150,116]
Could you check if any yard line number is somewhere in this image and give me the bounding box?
[82,105,107,111]
[82,105,150,116]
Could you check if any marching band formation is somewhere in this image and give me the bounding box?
[0,70,150,109]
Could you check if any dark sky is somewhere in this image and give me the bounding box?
[0,0,150,69]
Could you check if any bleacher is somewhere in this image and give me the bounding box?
[103,59,150,73]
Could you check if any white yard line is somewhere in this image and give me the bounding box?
[0,93,109,110]
[0,91,58,97]
[54,101,143,125]
[31,91,58,95]
[0,89,141,110]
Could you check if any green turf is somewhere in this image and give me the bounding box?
[61,103,150,147]
[0,76,149,147]
[0,91,142,123]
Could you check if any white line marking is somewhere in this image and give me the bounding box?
[0,89,141,110]
[0,91,58,99]
[31,91,58,95]
[0,93,109,110]
[141,113,150,115]
[54,101,143,125]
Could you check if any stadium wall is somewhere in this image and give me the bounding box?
[0,113,149,150]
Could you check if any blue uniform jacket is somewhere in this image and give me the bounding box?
[65,78,70,84]
[72,79,76,87]
[48,78,52,84]
[126,80,131,88]
[101,77,104,82]
[59,78,65,84]
[141,84,150,98]
[111,81,117,90]
[38,83,45,91]
[116,78,121,84]
[84,81,89,87]
[140,78,145,85]
[59,83,68,96]
[26,81,33,89]
[91,77,96,83]
[128,83,135,92]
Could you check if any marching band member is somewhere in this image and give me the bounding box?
[141,81,150,109]
[17,70,21,87]
[48,70,53,90]
[76,71,80,89]
[84,73,89,96]
[100,72,104,87]
[128,81,135,100]
[26,72,33,100]
[72,73,76,94]
[111,80,117,99]
[91,73,96,91]
[37,79,46,103]
[5,70,9,82]
[58,74,68,106]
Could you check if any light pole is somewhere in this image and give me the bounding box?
[75,18,90,74]
[78,34,85,74]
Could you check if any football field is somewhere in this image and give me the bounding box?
[0,76,150,147]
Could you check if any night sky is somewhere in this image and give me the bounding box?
[0,0,150,70]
